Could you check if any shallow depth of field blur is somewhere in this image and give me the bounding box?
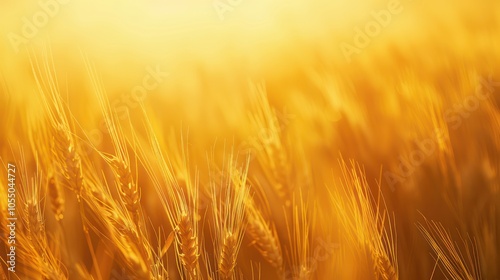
[0,0,499,279]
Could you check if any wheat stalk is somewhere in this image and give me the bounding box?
[84,59,141,224]
[418,219,481,280]
[285,194,312,280]
[329,158,398,280]
[16,158,67,279]
[211,151,250,280]
[247,83,290,199]
[85,59,142,223]
[132,112,202,278]
[82,169,153,279]
[30,49,85,198]
[82,58,161,278]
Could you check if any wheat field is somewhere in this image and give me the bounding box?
[0,0,499,279]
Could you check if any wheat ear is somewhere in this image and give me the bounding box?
[25,199,44,241]
[212,152,250,280]
[370,249,398,280]
[219,232,238,279]
[48,176,65,221]
[30,46,84,198]
[52,125,84,196]
[247,204,283,270]
[176,213,200,279]
[110,157,140,218]
[330,158,398,280]
[85,62,142,222]
[83,172,151,279]
[133,113,201,278]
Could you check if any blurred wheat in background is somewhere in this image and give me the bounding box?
[0,0,499,279]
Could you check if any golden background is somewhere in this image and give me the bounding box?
[0,0,499,279]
